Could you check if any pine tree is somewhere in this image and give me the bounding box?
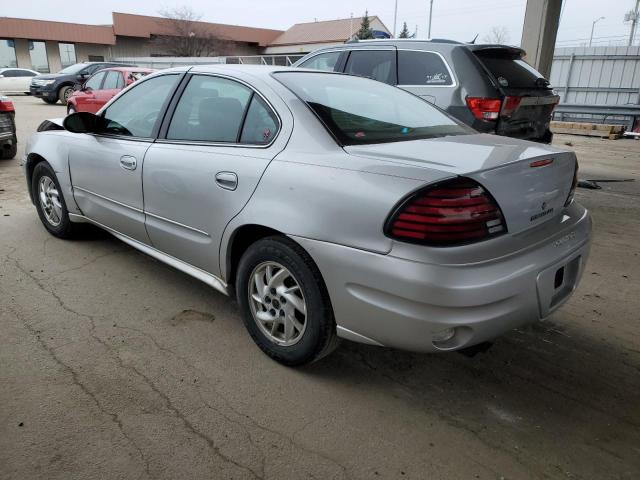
[399,22,410,38]
[356,11,374,40]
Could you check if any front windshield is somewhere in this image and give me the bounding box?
[274,71,471,145]
[58,63,86,75]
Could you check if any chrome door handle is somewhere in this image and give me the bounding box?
[120,155,137,171]
[215,171,238,191]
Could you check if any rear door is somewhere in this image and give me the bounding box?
[473,49,559,141]
[142,73,290,276]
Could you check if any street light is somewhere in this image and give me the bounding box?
[589,16,605,47]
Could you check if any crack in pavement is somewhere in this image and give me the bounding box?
[113,323,351,479]
[7,254,263,479]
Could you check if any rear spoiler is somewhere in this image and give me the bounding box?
[466,44,526,59]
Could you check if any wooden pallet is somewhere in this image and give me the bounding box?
[551,121,625,139]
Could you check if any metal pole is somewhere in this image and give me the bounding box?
[589,17,604,47]
[629,0,640,46]
[393,0,398,37]
[428,0,434,38]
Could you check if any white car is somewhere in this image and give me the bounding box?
[0,68,40,95]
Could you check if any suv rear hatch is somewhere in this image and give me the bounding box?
[472,46,559,142]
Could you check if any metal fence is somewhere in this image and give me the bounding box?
[111,55,305,69]
[549,46,640,127]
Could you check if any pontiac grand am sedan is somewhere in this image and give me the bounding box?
[23,65,591,365]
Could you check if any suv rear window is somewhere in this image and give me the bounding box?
[475,53,547,89]
[398,51,453,86]
[274,71,469,146]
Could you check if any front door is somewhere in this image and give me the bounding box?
[142,73,287,276]
[75,71,106,113]
[70,73,181,243]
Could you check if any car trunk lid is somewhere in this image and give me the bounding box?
[344,133,576,235]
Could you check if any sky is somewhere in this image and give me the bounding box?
[2,0,637,47]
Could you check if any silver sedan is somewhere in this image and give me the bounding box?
[23,65,592,365]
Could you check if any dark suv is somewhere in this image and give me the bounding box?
[294,39,559,143]
[30,61,136,105]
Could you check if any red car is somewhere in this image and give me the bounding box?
[67,67,155,114]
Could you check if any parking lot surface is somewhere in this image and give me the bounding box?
[1,95,639,479]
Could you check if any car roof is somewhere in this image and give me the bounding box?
[98,66,156,73]
[304,39,524,56]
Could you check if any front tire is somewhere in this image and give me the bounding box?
[32,162,79,239]
[58,86,73,104]
[236,236,339,366]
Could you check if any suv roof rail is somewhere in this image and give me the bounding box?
[343,37,465,45]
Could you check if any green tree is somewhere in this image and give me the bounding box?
[356,11,374,40]
[398,22,411,38]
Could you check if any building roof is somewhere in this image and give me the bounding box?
[269,16,389,46]
[0,17,116,45]
[112,13,283,47]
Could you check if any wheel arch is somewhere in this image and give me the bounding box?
[224,224,283,289]
[25,153,48,204]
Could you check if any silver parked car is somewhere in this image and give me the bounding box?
[24,66,592,365]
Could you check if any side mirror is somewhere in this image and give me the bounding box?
[63,112,103,134]
[73,83,83,91]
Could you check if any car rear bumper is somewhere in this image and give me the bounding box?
[292,204,592,353]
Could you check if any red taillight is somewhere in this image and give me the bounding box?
[385,177,507,246]
[466,97,501,121]
[0,97,15,112]
[501,95,522,117]
[565,161,578,207]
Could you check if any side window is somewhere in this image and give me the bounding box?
[115,72,125,89]
[101,74,179,138]
[344,50,396,85]
[398,51,453,86]
[22,70,38,77]
[240,96,279,145]
[84,71,106,90]
[102,71,122,90]
[167,75,252,143]
[3,69,19,77]
[84,64,101,75]
[299,52,341,72]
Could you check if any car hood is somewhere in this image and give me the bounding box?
[33,73,71,81]
[343,133,567,175]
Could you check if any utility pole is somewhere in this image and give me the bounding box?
[393,0,398,37]
[428,0,434,38]
[589,16,604,47]
[628,0,640,46]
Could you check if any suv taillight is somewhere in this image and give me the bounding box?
[466,97,501,120]
[385,177,507,246]
[466,96,523,121]
[565,161,578,207]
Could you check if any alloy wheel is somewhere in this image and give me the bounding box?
[38,175,62,226]
[248,261,307,346]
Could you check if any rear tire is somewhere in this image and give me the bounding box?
[236,236,339,366]
[0,141,17,160]
[32,162,79,239]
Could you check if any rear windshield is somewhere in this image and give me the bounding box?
[475,53,548,89]
[274,71,470,145]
